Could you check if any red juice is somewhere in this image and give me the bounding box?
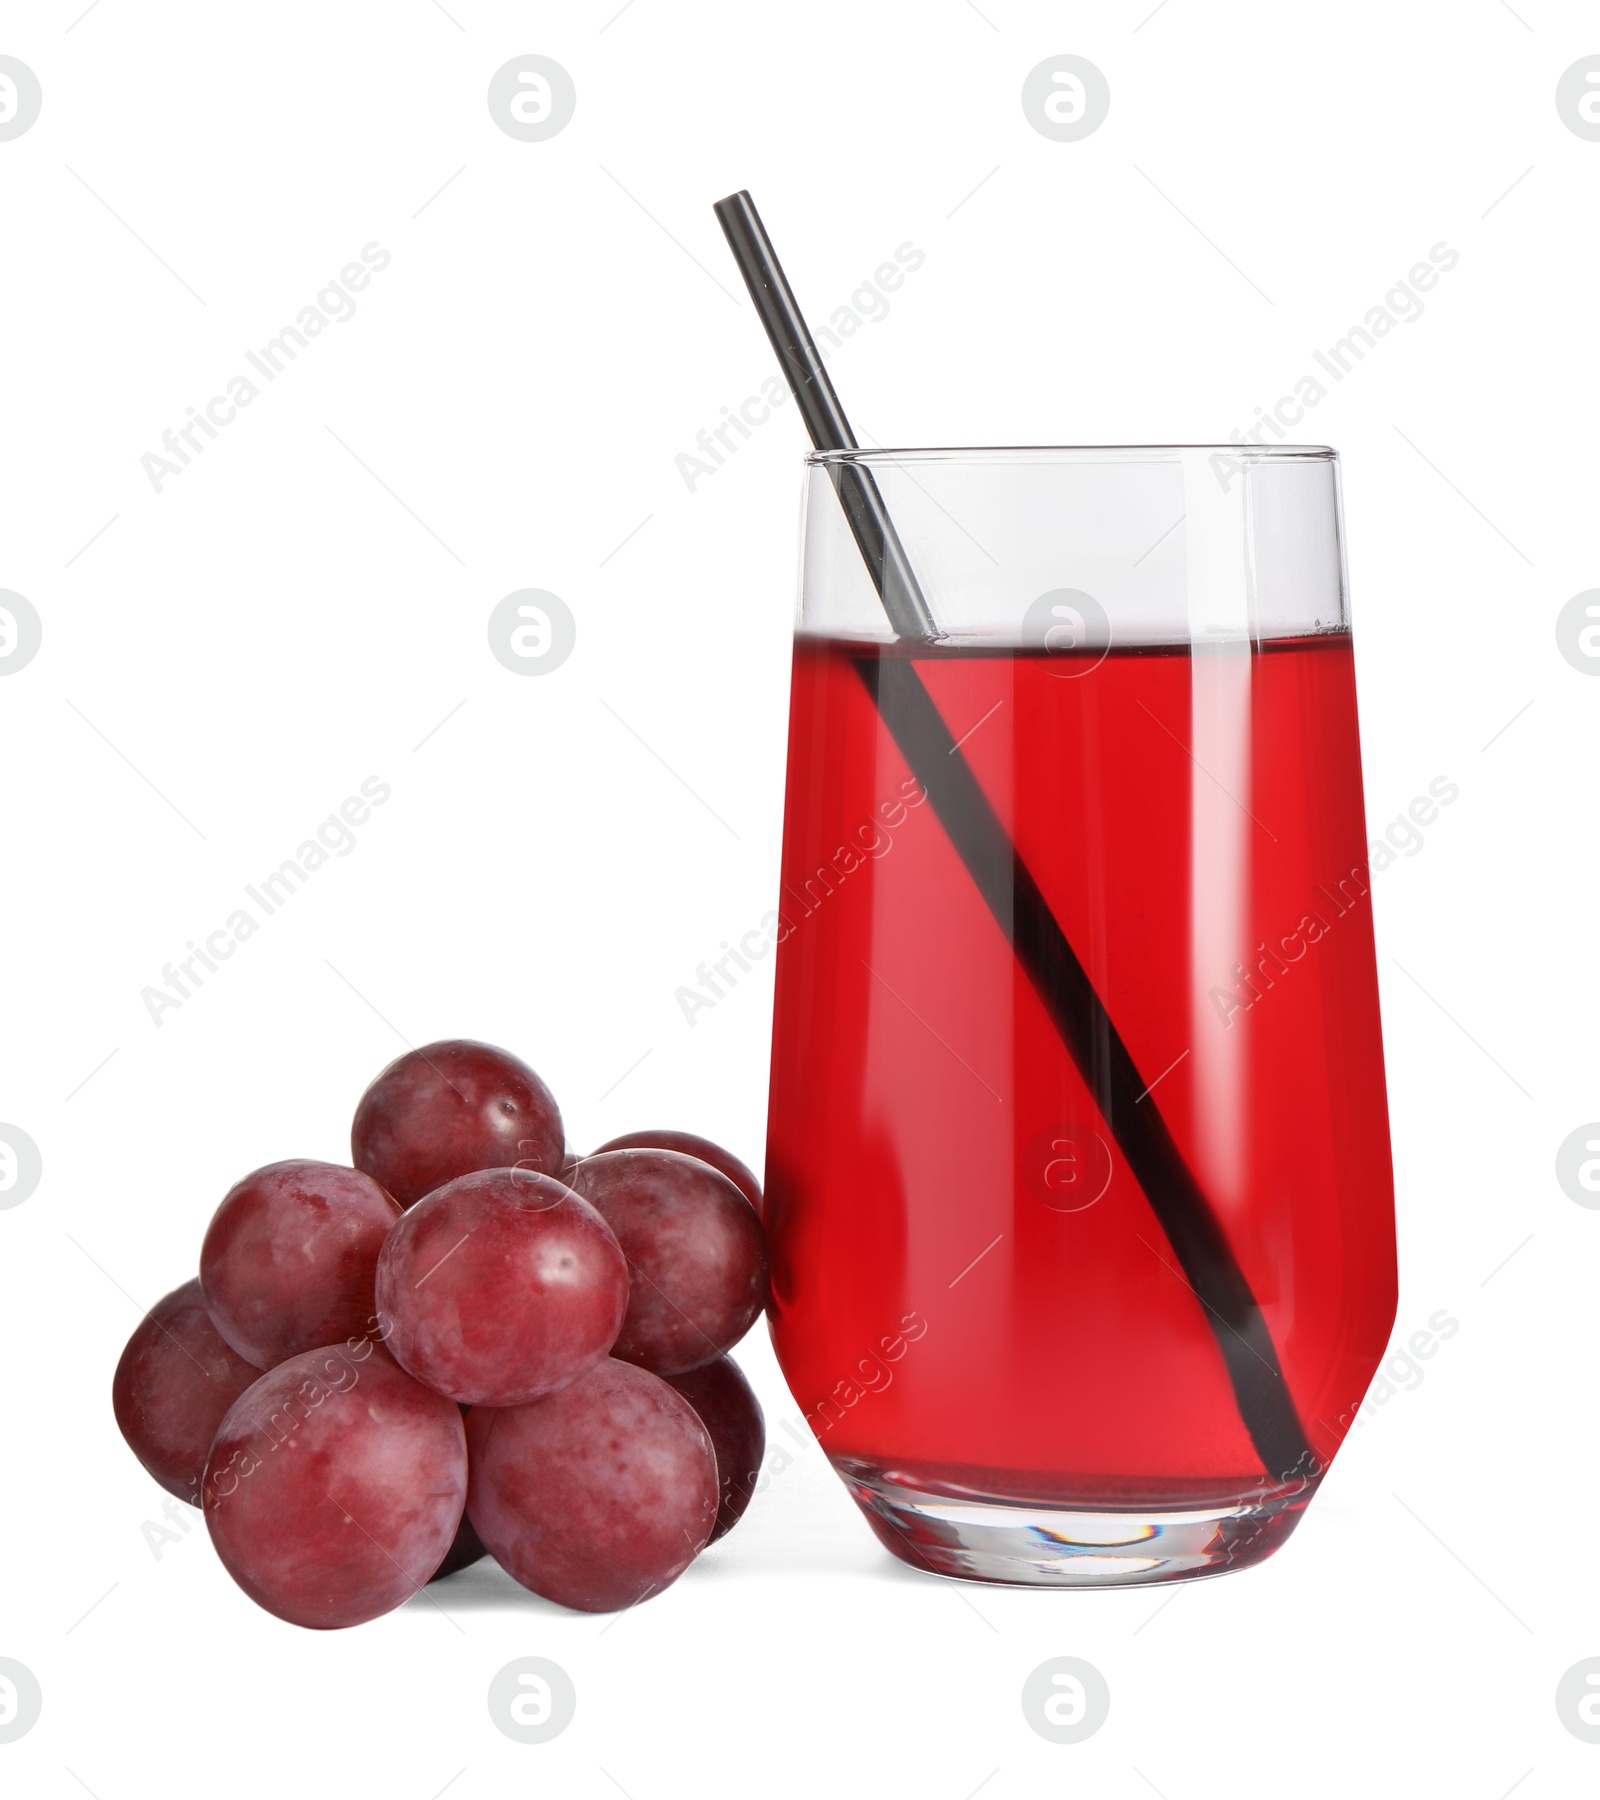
[765,631,1397,1571]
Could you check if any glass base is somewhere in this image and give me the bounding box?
[835,1458,1315,1587]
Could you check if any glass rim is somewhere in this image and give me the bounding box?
[806,444,1339,466]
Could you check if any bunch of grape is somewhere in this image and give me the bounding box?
[112,1040,768,1628]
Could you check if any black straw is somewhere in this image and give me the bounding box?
[712,191,937,641]
[714,188,1309,1484]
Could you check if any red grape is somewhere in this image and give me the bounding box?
[569,1150,768,1375]
[351,1039,563,1209]
[374,1168,627,1406]
[203,1344,465,1630]
[594,1128,762,1215]
[665,1356,766,1541]
[430,1512,489,1582]
[112,1279,261,1504]
[466,1359,717,1612]
[200,1161,400,1370]
[429,1403,489,1580]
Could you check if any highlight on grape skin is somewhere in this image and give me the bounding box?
[465,1358,718,1613]
[112,1279,262,1505]
[593,1128,764,1217]
[202,1345,467,1630]
[200,1160,401,1370]
[570,1149,769,1375]
[351,1038,565,1209]
[374,1167,629,1406]
[666,1354,767,1542]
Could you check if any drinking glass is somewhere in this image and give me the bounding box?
[764,446,1397,1586]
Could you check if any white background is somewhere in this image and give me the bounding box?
[2,2,1596,1795]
